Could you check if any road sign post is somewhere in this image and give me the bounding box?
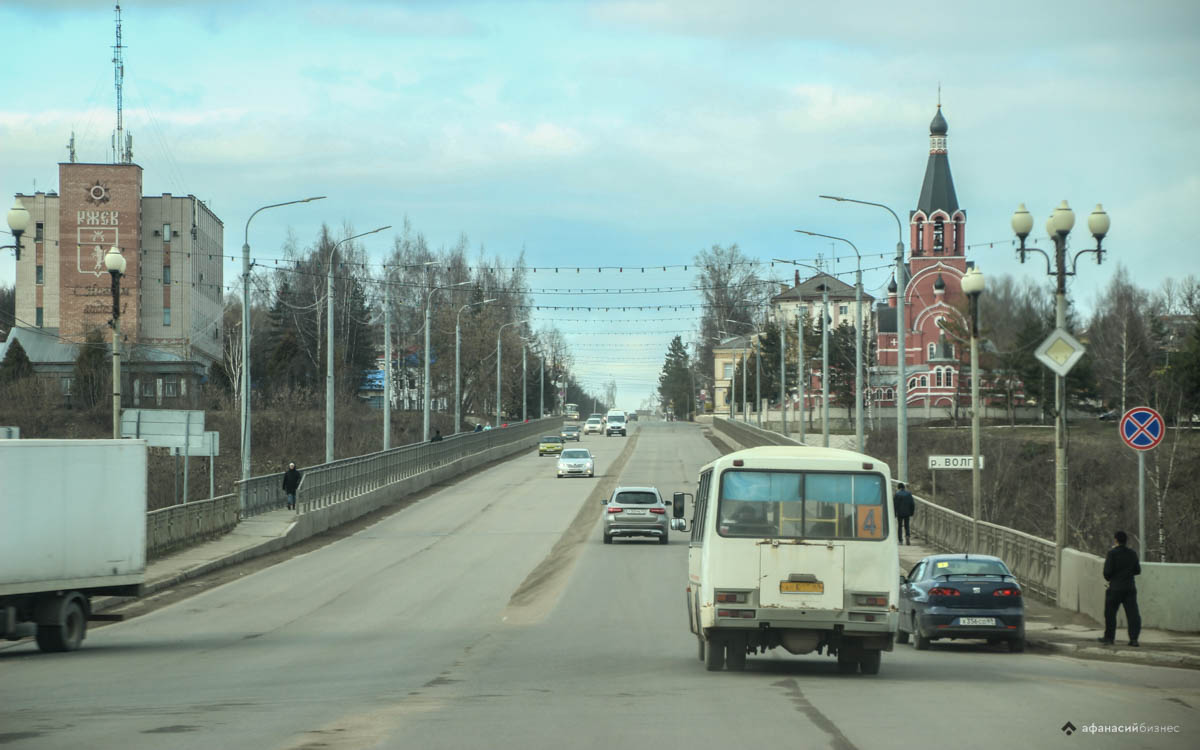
[1120,407,1164,559]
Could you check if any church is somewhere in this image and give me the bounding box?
[872,105,977,413]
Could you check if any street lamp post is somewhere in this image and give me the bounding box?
[239,196,324,501]
[327,225,390,463]
[725,321,754,423]
[521,338,529,422]
[424,280,471,441]
[962,267,986,553]
[5,200,29,260]
[496,320,527,427]
[456,298,497,433]
[1011,201,1109,590]
[771,259,830,446]
[820,195,907,481]
[104,247,126,439]
[795,230,865,453]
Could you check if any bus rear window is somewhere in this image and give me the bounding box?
[717,470,887,541]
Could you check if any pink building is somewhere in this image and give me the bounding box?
[873,106,974,411]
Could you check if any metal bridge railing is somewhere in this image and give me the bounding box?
[713,417,802,448]
[146,492,240,560]
[237,418,558,518]
[911,494,1058,599]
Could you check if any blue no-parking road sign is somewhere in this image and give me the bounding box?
[1120,407,1165,451]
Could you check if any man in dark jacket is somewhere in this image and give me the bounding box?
[282,462,302,511]
[893,483,915,545]
[1100,530,1141,646]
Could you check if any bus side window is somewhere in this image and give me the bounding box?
[691,470,712,545]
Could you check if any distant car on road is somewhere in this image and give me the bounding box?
[538,435,565,456]
[898,554,1025,652]
[583,418,603,435]
[560,425,581,441]
[603,486,669,544]
[557,448,595,478]
[1098,410,1118,421]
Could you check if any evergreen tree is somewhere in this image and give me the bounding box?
[73,329,110,409]
[657,336,693,419]
[0,338,33,383]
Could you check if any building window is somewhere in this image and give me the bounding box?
[164,375,179,398]
[915,220,923,253]
[839,304,848,316]
[163,265,171,284]
[723,363,734,379]
[935,369,943,387]
[887,388,894,401]
[934,218,945,252]
[36,307,43,327]
[142,379,156,397]
[163,223,171,240]
[163,308,171,326]
[920,376,928,388]
[928,343,936,360]
[60,376,73,396]
[946,370,954,388]
[35,222,44,242]
[36,265,43,285]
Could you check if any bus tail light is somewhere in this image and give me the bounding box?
[717,609,755,619]
[715,591,748,603]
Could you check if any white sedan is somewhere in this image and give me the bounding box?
[557,448,595,478]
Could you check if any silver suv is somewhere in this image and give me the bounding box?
[603,486,669,544]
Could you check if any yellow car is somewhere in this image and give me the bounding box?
[538,435,565,456]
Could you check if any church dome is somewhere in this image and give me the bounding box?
[888,275,898,293]
[934,273,945,291]
[930,106,948,136]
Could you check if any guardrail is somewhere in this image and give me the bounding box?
[911,493,1058,599]
[713,417,802,448]
[146,492,239,560]
[237,418,559,517]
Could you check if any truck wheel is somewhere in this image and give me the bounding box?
[859,649,882,675]
[725,635,747,671]
[837,649,859,674]
[914,630,932,650]
[697,637,706,662]
[705,637,726,671]
[603,533,612,544]
[659,533,669,545]
[36,599,86,653]
[896,626,910,644]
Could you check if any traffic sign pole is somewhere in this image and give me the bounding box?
[1120,406,1164,560]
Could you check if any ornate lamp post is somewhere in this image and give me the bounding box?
[1011,201,1109,594]
[962,266,986,552]
[6,200,29,260]
[104,247,127,439]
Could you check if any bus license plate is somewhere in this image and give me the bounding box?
[780,581,824,594]
[957,617,996,626]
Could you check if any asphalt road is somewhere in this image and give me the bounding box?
[1,422,1196,750]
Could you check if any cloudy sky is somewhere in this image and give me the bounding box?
[3,0,1198,409]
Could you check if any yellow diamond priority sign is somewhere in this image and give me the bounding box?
[1035,328,1086,377]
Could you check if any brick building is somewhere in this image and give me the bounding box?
[872,106,974,412]
[4,162,223,407]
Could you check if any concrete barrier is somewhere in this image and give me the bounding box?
[1059,548,1200,632]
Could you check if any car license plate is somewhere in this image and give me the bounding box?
[628,509,646,514]
[780,581,824,594]
[957,617,997,626]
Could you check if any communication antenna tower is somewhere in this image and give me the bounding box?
[67,132,76,163]
[111,4,131,164]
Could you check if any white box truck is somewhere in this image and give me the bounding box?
[1,439,147,652]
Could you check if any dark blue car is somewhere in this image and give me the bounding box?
[898,554,1025,652]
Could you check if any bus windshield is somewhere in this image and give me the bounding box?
[716,470,887,541]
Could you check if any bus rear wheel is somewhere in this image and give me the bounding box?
[705,637,725,671]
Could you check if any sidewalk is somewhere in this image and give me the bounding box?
[94,509,300,612]
[898,539,1200,670]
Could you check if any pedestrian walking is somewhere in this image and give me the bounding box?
[893,482,915,545]
[1099,530,1142,646]
[282,462,302,511]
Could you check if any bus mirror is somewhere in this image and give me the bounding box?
[672,492,691,519]
[670,518,688,532]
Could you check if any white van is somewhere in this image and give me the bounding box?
[671,445,898,674]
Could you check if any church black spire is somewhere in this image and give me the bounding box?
[916,105,958,216]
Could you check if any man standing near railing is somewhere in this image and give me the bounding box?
[893,483,915,545]
[1100,530,1142,647]
[283,462,302,511]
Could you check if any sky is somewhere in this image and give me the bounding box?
[3,0,1198,410]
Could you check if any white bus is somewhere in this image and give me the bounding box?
[565,403,580,420]
[671,445,899,674]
